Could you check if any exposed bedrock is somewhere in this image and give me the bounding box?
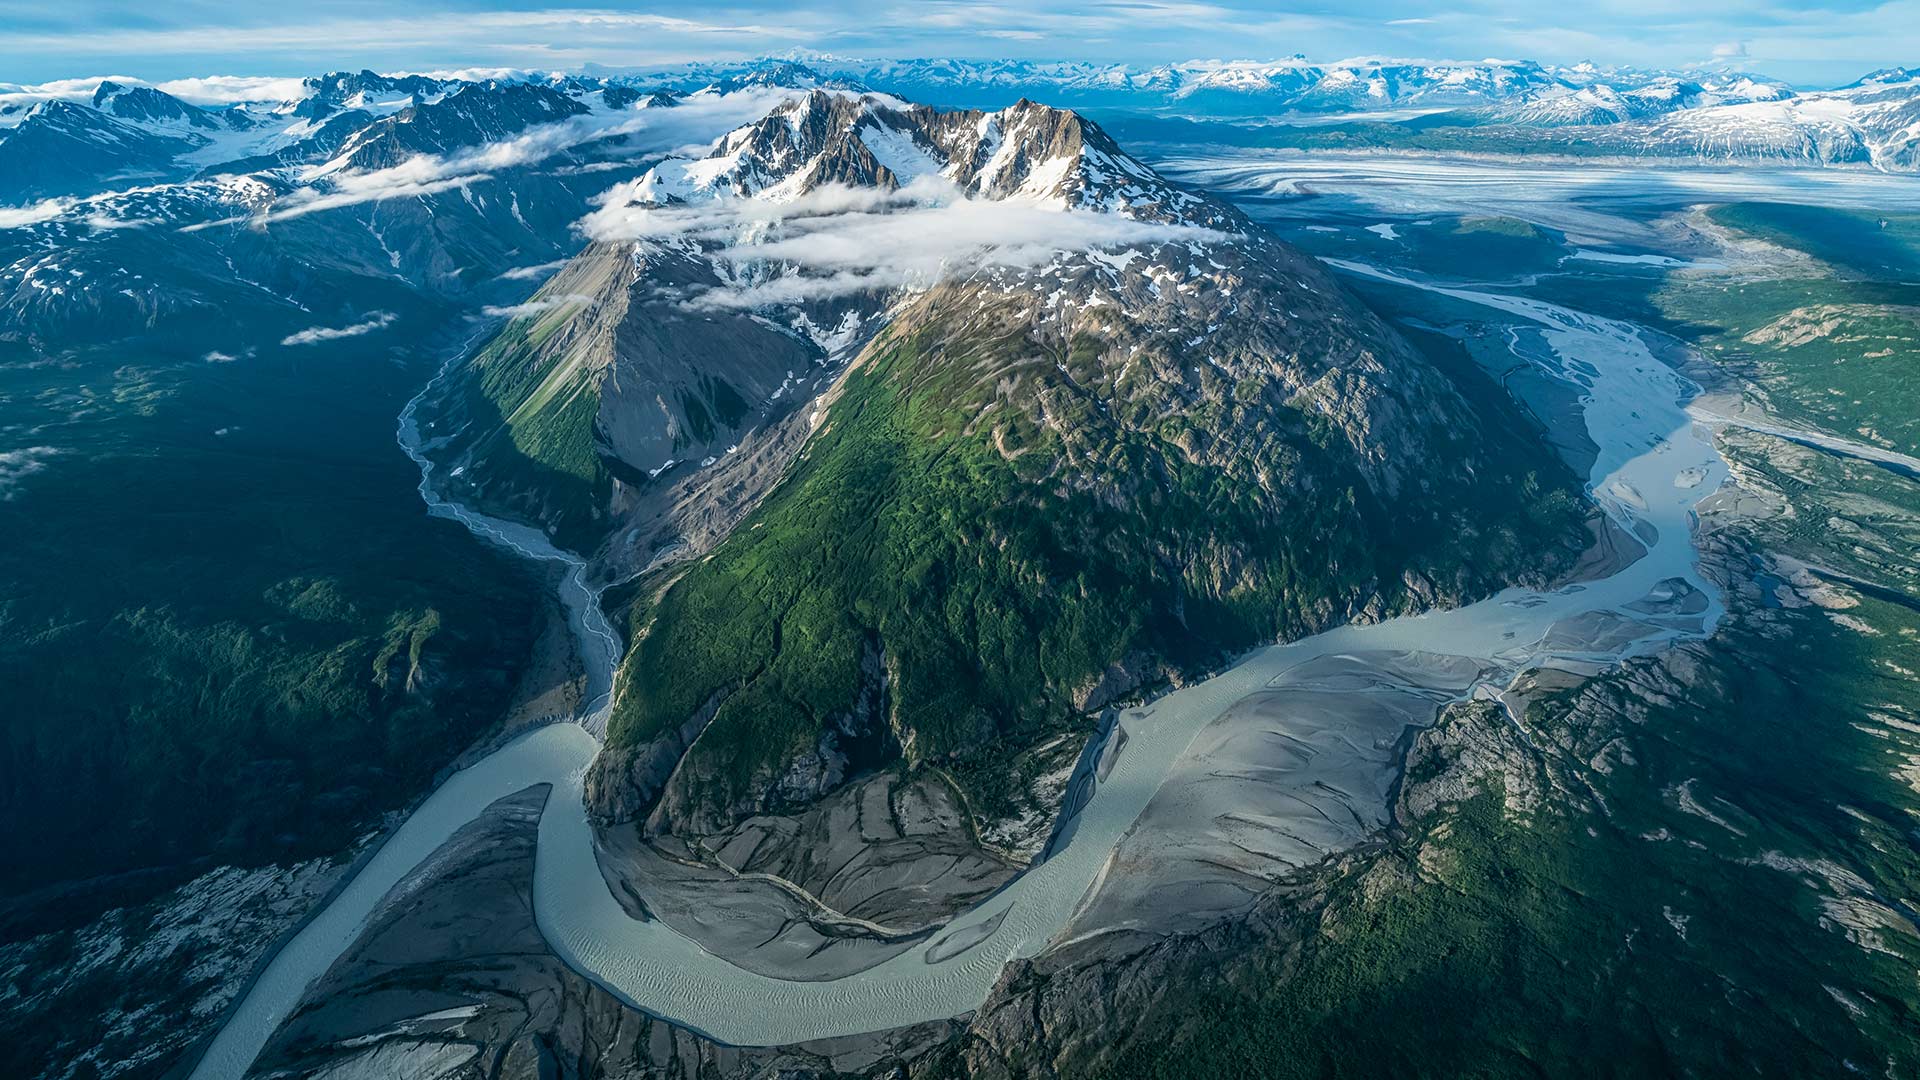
[591,768,1024,981]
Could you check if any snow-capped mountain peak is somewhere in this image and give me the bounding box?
[1845,66,1920,89]
[91,81,224,130]
[615,91,1219,228]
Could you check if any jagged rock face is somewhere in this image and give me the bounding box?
[637,634,897,837]
[303,68,450,109]
[425,232,843,552]
[626,88,1219,214]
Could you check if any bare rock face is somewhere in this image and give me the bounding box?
[446,87,1496,569]
[1070,651,1171,713]
[639,636,897,839]
[591,768,1023,982]
[583,687,730,824]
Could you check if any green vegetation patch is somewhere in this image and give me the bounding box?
[1404,215,1567,278]
[0,298,539,934]
[1710,202,1920,279]
[454,310,612,551]
[1513,206,1920,457]
[609,313,1585,825]
[1667,277,1920,458]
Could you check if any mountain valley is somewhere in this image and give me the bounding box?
[0,50,1917,1080]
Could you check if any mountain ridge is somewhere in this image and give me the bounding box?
[6,55,1920,214]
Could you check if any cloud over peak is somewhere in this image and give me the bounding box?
[585,175,1230,309]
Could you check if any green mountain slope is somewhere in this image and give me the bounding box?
[592,278,1585,836]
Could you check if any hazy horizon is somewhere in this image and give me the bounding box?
[0,1,1912,89]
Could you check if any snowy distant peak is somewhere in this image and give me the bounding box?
[304,69,450,108]
[292,70,456,122]
[626,91,1217,225]
[1493,84,1634,127]
[1180,57,1563,110]
[1844,66,1920,89]
[1706,75,1794,100]
[703,59,861,94]
[768,55,1578,113]
[0,99,193,202]
[1555,63,1786,92]
[1496,73,1794,126]
[13,99,178,149]
[560,59,854,98]
[599,85,679,111]
[698,55,1820,120]
[91,81,221,130]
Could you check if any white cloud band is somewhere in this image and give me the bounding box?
[585,176,1228,309]
[281,311,396,345]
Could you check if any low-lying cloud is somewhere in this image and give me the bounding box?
[481,294,592,318]
[499,259,571,280]
[584,176,1229,309]
[2,195,167,232]
[0,199,74,230]
[281,311,396,346]
[157,75,312,105]
[262,87,801,224]
[0,74,311,106]
[0,446,61,500]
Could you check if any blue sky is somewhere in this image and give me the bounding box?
[0,1,1912,87]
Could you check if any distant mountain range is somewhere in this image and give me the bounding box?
[3,56,1919,210]
[748,56,1920,170]
[805,56,1790,114]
